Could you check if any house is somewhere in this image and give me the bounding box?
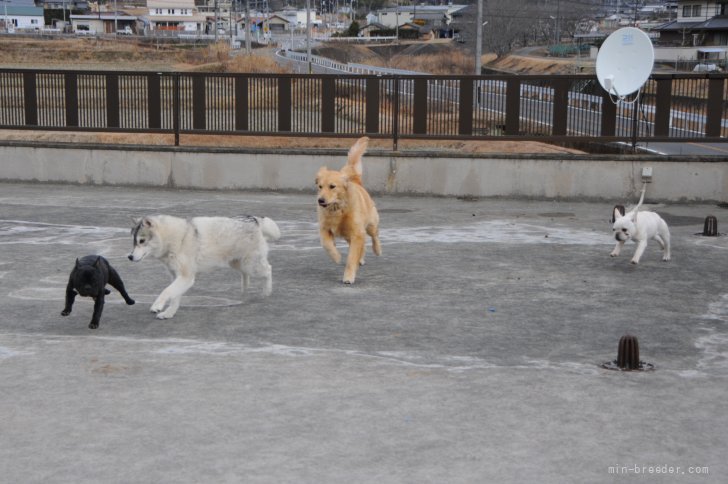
[276,8,310,29]
[654,0,728,46]
[1,4,45,32]
[398,22,431,40]
[70,12,138,34]
[145,0,207,33]
[265,14,294,33]
[359,22,392,38]
[373,4,466,30]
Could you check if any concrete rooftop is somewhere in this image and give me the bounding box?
[0,183,726,483]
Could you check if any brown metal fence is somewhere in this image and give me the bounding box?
[0,68,726,148]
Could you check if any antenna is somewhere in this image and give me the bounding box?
[596,27,654,104]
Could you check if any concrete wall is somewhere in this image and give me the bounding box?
[0,142,726,202]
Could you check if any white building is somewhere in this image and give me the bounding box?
[1,6,45,32]
[146,0,207,33]
[373,5,466,29]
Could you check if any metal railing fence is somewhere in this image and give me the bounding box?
[0,68,726,148]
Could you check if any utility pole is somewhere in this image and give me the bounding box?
[556,0,560,46]
[475,0,483,74]
[306,0,312,73]
[245,0,251,54]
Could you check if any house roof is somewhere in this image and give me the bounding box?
[379,5,467,14]
[652,19,702,31]
[147,0,196,8]
[360,22,388,31]
[70,13,137,21]
[654,17,728,31]
[4,6,44,16]
[8,0,36,7]
[145,14,207,22]
[695,17,728,30]
[265,14,292,23]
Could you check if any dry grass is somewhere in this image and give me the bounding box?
[177,43,290,73]
[0,37,291,73]
[388,49,474,75]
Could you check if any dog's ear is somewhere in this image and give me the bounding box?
[142,217,153,228]
[93,256,102,268]
[75,258,80,267]
[613,207,623,222]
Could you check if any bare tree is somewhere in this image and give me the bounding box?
[456,0,601,57]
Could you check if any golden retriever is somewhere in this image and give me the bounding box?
[316,136,381,284]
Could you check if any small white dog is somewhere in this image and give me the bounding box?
[610,188,671,264]
[128,215,280,319]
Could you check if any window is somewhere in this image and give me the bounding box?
[683,5,692,17]
[693,5,702,17]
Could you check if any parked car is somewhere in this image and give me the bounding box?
[117,26,133,35]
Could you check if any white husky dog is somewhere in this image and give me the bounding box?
[128,215,281,319]
[611,186,671,264]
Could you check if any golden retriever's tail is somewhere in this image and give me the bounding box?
[342,136,369,184]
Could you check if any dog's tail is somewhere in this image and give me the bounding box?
[635,182,647,212]
[341,136,369,185]
[257,217,281,241]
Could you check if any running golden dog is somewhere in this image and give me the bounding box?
[316,137,381,284]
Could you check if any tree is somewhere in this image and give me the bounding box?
[345,21,361,37]
[457,0,601,57]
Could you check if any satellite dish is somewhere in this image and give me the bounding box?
[596,27,654,98]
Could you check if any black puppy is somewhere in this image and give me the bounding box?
[61,255,135,329]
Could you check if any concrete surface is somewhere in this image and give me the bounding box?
[1,141,727,202]
[0,182,727,483]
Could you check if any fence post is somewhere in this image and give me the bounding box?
[192,75,205,131]
[235,75,248,132]
[552,79,569,136]
[105,73,119,128]
[22,72,37,126]
[458,78,473,136]
[173,74,180,146]
[653,75,672,137]
[392,77,399,151]
[278,77,292,132]
[365,77,380,135]
[322,77,335,133]
[147,73,161,130]
[600,89,616,137]
[706,75,724,138]
[505,78,521,135]
[64,73,78,128]
[413,78,427,134]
